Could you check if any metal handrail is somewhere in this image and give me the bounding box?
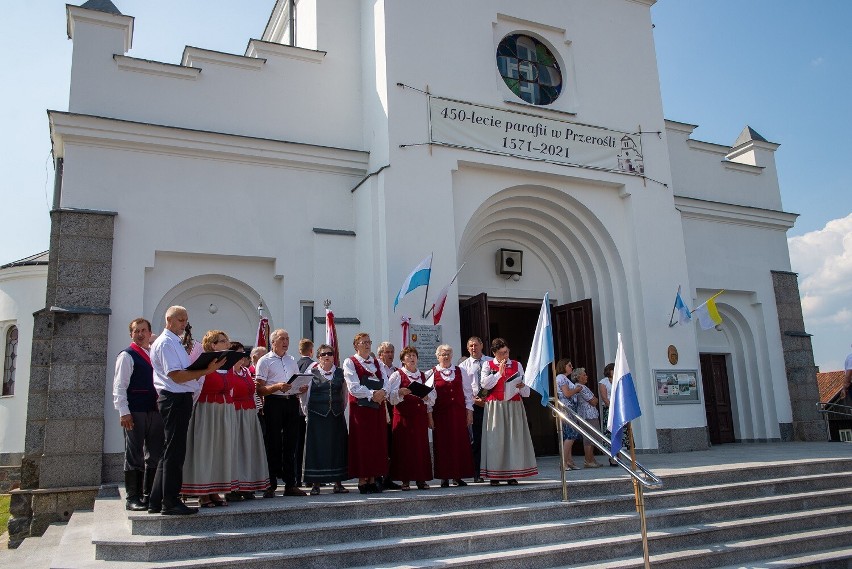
[549,400,663,491]
[817,401,852,419]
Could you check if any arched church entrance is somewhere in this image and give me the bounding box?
[153,275,264,347]
[456,185,630,456]
[696,298,777,444]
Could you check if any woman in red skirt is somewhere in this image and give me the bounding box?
[430,344,474,487]
[387,346,435,490]
[341,332,388,494]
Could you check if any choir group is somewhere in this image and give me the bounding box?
[113,305,541,515]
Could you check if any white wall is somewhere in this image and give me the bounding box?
[0,263,47,455]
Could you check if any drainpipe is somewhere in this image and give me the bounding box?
[52,157,64,210]
[288,0,296,46]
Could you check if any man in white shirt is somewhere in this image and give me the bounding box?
[148,306,224,515]
[113,317,162,511]
[256,329,308,497]
[458,336,492,483]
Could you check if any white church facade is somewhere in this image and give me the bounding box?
[2,0,825,537]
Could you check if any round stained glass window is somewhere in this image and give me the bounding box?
[496,33,562,106]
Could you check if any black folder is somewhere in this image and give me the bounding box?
[287,373,316,384]
[356,376,384,408]
[185,350,247,371]
[407,380,433,398]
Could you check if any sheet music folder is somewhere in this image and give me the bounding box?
[185,350,247,371]
[407,380,433,398]
[356,377,384,408]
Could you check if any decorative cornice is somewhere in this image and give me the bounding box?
[48,111,369,176]
[675,196,798,231]
[66,5,134,52]
[181,47,266,71]
[113,55,201,80]
[722,161,764,175]
[245,40,326,63]
[685,139,729,156]
[664,119,698,135]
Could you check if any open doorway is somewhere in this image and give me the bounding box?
[459,293,598,456]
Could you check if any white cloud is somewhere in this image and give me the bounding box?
[789,213,852,371]
[810,56,825,67]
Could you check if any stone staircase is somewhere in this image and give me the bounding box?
[3,454,852,568]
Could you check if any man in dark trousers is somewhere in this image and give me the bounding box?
[295,338,315,486]
[112,317,163,510]
[256,329,308,497]
[148,306,224,515]
[459,336,492,483]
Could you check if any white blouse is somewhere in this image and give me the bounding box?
[479,359,530,400]
[342,354,383,400]
[386,368,436,411]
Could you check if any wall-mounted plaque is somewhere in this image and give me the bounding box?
[654,369,700,404]
[667,345,679,365]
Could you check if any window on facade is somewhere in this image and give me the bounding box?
[497,33,562,106]
[2,325,17,396]
[301,302,314,341]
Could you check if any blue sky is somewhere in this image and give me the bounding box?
[1,1,850,371]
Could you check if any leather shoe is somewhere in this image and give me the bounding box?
[126,498,147,512]
[383,479,402,490]
[161,502,198,516]
[358,484,376,494]
[147,504,161,514]
[473,477,485,483]
[453,479,468,487]
[262,488,276,499]
[283,486,307,497]
[440,479,450,488]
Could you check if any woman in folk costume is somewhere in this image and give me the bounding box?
[431,344,475,487]
[226,341,270,501]
[182,330,236,507]
[298,344,350,495]
[342,332,389,494]
[479,337,538,485]
[387,346,435,490]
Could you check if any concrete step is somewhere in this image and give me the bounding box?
[93,483,852,563]
[89,503,852,568]
[647,457,852,491]
[122,469,852,540]
[0,521,67,569]
[127,481,565,536]
[21,452,852,568]
[716,547,852,569]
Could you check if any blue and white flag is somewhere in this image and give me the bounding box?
[607,333,641,457]
[393,254,432,311]
[524,292,554,407]
[674,288,692,326]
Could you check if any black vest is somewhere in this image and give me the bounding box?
[124,347,158,412]
[307,367,346,417]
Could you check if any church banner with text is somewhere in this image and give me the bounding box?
[429,96,644,175]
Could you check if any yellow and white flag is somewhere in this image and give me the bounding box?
[694,292,724,330]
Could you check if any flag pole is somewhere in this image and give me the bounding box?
[627,424,651,569]
[420,253,434,319]
[553,360,568,503]
[667,285,681,328]
[690,289,726,315]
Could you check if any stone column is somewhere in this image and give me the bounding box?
[8,208,115,548]
[771,270,828,442]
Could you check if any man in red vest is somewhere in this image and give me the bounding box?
[112,318,163,511]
